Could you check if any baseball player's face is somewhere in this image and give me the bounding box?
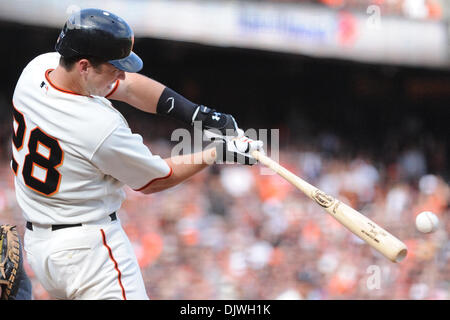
[85,63,125,97]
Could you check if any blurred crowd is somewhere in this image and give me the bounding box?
[0,124,448,300]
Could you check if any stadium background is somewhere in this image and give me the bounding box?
[0,0,448,299]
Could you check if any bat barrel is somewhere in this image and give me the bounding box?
[330,202,408,263]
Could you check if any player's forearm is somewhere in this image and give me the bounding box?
[140,148,216,194]
[113,73,165,113]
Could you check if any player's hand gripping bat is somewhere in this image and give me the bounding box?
[252,150,408,263]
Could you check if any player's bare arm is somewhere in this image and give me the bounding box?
[107,72,164,113]
[107,71,239,137]
[139,147,216,194]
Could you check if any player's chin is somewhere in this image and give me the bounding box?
[103,82,117,96]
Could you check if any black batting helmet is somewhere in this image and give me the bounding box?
[55,8,143,73]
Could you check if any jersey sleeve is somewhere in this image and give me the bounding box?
[91,124,172,190]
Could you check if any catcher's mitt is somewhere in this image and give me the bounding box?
[0,225,21,299]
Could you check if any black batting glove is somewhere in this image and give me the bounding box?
[192,105,239,137]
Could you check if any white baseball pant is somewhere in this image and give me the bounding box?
[24,215,148,300]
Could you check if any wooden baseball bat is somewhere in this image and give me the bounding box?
[252,150,408,263]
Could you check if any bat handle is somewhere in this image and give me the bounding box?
[251,150,314,194]
[251,150,262,161]
[252,150,279,170]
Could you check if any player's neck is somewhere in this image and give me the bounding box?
[48,66,89,96]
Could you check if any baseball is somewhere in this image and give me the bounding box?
[415,211,439,233]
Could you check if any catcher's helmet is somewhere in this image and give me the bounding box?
[55,8,143,73]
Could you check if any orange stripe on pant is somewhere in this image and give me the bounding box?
[101,229,127,300]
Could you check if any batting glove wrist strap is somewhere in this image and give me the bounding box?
[193,106,239,136]
[157,87,239,136]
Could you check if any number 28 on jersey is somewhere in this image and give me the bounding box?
[12,105,64,196]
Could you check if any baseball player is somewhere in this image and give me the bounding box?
[11,8,263,300]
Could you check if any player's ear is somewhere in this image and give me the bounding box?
[77,59,90,74]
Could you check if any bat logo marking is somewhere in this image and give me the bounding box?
[361,230,380,243]
[332,201,341,214]
[312,190,335,208]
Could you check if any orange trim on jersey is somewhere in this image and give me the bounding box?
[36,141,51,160]
[100,229,127,300]
[22,127,64,197]
[45,69,89,97]
[134,167,173,192]
[105,80,120,99]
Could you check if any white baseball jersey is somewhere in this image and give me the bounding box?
[12,52,172,225]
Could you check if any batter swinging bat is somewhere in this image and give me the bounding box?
[252,150,408,263]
